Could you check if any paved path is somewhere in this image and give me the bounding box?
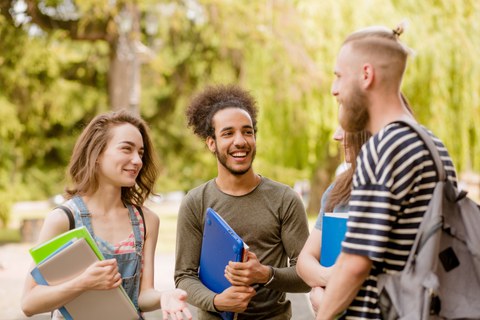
[0,243,314,320]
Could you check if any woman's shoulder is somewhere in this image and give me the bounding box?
[134,205,159,241]
[138,205,159,225]
[47,205,74,226]
[34,208,72,244]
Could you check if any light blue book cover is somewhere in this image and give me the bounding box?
[31,267,73,320]
[320,211,348,267]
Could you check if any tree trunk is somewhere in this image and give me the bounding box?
[108,4,141,113]
[108,40,138,113]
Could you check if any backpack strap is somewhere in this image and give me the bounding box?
[395,120,447,182]
[135,205,147,242]
[57,203,147,242]
[57,205,75,230]
[57,202,147,241]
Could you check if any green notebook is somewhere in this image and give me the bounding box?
[30,226,104,264]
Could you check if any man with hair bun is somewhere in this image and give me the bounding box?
[174,84,310,319]
[313,25,457,319]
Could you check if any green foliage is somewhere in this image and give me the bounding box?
[400,0,480,172]
[0,194,13,228]
[0,228,21,244]
[0,12,108,202]
[1,0,479,221]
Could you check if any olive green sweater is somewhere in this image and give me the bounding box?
[174,177,310,320]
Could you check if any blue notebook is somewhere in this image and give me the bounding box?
[199,208,247,320]
[320,211,348,267]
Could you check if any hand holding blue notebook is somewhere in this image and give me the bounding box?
[199,208,248,320]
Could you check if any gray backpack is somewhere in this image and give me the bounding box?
[377,121,480,320]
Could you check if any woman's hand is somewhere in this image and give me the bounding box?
[160,289,192,320]
[310,286,326,314]
[78,259,122,290]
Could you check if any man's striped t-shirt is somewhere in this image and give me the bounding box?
[341,122,457,319]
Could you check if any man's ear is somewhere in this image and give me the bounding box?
[362,64,375,89]
[206,136,216,153]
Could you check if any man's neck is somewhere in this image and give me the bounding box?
[215,170,261,196]
[367,95,415,134]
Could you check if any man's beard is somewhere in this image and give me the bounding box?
[216,148,256,176]
[339,86,370,132]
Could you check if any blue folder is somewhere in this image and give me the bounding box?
[320,211,348,267]
[199,208,246,320]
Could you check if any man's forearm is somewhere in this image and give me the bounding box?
[176,277,217,312]
[265,266,310,293]
[316,253,372,319]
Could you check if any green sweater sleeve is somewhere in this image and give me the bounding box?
[263,187,310,293]
[174,194,218,312]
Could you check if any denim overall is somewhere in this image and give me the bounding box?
[70,196,144,317]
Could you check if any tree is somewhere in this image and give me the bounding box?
[0,0,479,224]
[4,0,142,111]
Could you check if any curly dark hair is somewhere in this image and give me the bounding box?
[186,84,258,139]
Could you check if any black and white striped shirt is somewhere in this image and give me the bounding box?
[341,122,457,319]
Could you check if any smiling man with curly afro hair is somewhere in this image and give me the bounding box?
[175,84,310,320]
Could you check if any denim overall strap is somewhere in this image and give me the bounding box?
[70,196,144,319]
[126,204,143,256]
[99,204,143,315]
[72,196,95,236]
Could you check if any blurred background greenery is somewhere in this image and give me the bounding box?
[1,0,479,235]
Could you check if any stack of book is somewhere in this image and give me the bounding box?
[29,226,139,320]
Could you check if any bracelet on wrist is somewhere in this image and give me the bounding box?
[264,266,275,286]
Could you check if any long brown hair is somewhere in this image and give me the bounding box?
[325,130,371,212]
[65,110,159,206]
